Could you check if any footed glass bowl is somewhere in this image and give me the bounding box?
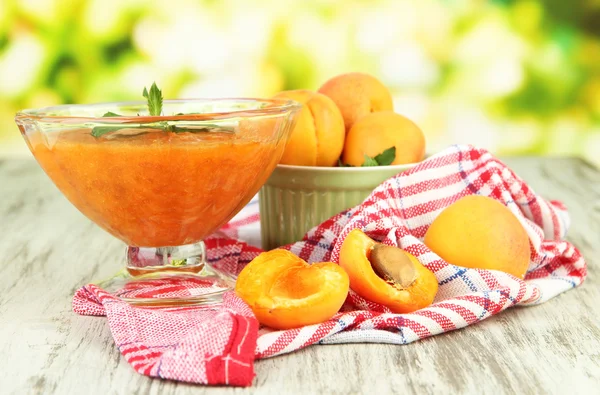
[15,98,300,305]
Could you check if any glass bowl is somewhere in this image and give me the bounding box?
[15,98,301,305]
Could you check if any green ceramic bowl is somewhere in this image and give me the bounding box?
[259,163,418,250]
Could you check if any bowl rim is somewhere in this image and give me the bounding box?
[15,98,301,124]
[275,162,420,172]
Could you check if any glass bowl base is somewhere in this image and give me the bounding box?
[95,241,235,306]
[96,267,234,306]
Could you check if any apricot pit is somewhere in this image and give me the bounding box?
[370,244,417,289]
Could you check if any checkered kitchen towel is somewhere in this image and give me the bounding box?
[73,145,586,386]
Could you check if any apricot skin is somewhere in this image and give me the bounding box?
[318,72,393,133]
[342,111,426,166]
[424,195,530,279]
[339,229,438,314]
[273,90,345,167]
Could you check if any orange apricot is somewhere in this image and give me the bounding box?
[424,195,530,279]
[273,90,345,166]
[235,249,349,329]
[342,111,426,166]
[339,229,438,313]
[318,72,393,133]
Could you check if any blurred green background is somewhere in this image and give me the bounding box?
[1,0,599,165]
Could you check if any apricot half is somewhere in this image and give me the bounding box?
[235,249,349,329]
[339,229,438,313]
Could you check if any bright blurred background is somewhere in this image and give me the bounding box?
[1,0,599,165]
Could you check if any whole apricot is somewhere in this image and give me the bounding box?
[342,111,426,166]
[339,229,438,313]
[424,195,530,279]
[318,72,393,133]
[273,90,345,167]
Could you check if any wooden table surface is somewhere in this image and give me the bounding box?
[1,157,599,395]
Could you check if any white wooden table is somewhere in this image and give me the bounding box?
[1,157,599,394]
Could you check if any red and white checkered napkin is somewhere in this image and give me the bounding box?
[73,145,586,386]
[73,286,258,386]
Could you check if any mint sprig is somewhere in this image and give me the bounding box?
[90,126,124,137]
[91,123,229,138]
[362,155,379,167]
[337,146,397,167]
[372,146,396,166]
[143,82,163,116]
[91,83,233,138]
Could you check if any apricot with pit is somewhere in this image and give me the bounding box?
[339,229,438,313]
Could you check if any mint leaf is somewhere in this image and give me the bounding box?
[158,121,173,132]
[362,155,378,167]
[171,259,187,266]
[374,146,396,166]
[91,83,236,138]
[143,82,163,116]
[91,126,126,138]
[337,159,352,167]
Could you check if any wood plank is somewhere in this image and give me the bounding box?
[0,157,598,394]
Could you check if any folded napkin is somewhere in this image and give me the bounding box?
[73,145,586,386]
